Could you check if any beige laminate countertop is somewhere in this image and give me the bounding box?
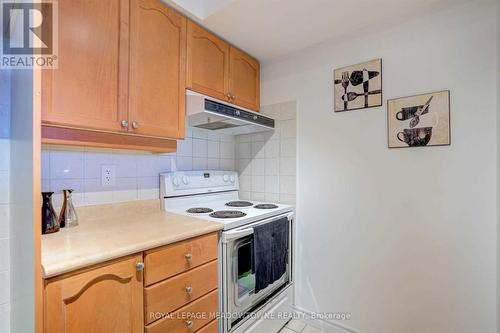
[41,200,223,278]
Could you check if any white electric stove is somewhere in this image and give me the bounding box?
[160,170,295,333]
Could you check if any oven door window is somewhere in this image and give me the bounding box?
[235,237,256,301]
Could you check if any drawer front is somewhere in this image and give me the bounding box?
[145,290,218,333]
[198,320,219,333]
[144,232,218,286]
[145,260,218,325]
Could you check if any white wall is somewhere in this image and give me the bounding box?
[236,101,297,205]
[262,1,497,333]
[0,69,11,333]
[41,125,236,207]
[497,1,500,331]
[10,69,36,332]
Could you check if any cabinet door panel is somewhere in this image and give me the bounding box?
[187,21,229,101]
[129,0,186,139]
[45,255,143,333]
[229,47,260,111]
[42,0,128,132]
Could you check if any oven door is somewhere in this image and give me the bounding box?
[222,213,293,330]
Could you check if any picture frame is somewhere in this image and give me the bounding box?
[333,58,383,112]
[387,90,451,148]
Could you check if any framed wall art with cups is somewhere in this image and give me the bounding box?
[387,90,451,148]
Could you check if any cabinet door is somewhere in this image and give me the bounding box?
[42,0,129,132]
[228,47,260,111]
[45,255,144,333]
[129,0,186,139]
[186,21,230,101]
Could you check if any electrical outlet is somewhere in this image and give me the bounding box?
[101,165,116,186]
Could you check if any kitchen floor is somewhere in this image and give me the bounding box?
[280,320,322,333]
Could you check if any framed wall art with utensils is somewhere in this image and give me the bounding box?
[333,58,382,112]
[387,90,451,148]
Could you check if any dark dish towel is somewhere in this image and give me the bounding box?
[254,217,289,293]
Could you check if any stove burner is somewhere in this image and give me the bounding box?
[254,204,279,209]
[186,208,213,214]
[225,201,253,207]
[210,210,247,219]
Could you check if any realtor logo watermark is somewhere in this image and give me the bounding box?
[1,0,58,69]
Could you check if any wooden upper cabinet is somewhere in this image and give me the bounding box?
[186,21,229,101]
[128,0,186,139]
[44,255,144,333]
[41,0,129,132]
[229,46,260,111]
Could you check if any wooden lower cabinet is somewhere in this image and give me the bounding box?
[145,290,218,333]
[44,233,220,333]
[44,255,144,333]
[198,320,219,333]
[144,260,218,324]
[144,232,218,286]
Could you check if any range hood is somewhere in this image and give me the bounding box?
[186,90,275,135]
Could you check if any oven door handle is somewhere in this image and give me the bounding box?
[221,227,254,243]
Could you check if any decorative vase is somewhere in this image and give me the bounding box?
[41,192,59,234]
[59,189,78,228]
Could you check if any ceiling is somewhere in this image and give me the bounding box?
[165,0,469,62]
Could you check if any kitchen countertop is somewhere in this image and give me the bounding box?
[41,200,223,278]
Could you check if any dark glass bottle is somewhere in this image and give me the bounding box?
[41,192,59,234]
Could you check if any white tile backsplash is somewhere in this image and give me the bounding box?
[193,138,208,157]
[220,142,235,159]
[237,142,252,159]
[280,139,296,157]
[265,159,279,176]
[83,151,113,179]
[207,141,219,158]
[251,175,265,192]
[49,150,84,179]
[175,156,193,171]
[42,120,236,207]
[236,101,296,205]
[176,138,193,157]
[264,140,280,158]
[207,158,219,170]
[280,157,296,176]
[193,157,208,170]
[112,153,137,178]
[251,141,265,159]
[137,154,160,177]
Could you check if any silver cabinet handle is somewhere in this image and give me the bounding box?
[185,286,193,294]
[121,120,128,128]
[132,121,139,129]
[184,253,192,261]
[136,262,145,271]
[185,320,193,329]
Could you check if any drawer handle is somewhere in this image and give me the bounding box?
[186,320,194,329]
[186,286,193,295]
[135,262,145,271]
[184,253,192,261]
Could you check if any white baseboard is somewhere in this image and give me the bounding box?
[291,306,366,333]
